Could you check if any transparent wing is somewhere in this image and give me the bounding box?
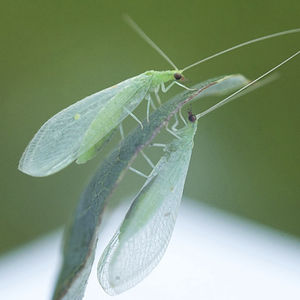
[18,74,149,177]
[77,74,152,157]
[98,123,197,295]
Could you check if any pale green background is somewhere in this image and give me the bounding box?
[0,0,299,254]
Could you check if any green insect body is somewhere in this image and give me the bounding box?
[95,47,300,295]
[97,119,197,295]
[76,128,117,164]
[18,70,182,177]
[77,70,182,161]
[17,15,298,177]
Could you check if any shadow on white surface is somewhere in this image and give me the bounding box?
[1,199,300,300]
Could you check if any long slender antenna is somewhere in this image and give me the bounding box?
[123,14,179,70]
[196,51,299,120]
[183,28,300,72]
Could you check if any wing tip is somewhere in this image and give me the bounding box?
[18,158,57,177]
[18,164,50,177]
[98,272,130,296]
[18,151,76,177]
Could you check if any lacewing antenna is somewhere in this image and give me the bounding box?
[196,51,300,120]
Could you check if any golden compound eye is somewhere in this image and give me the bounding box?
[174,73,182,80]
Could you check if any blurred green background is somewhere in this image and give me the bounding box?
[0,0,299,254]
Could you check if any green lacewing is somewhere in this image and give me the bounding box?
[18,16,299,177]
[98,117,198,295]
[96,51,299,295]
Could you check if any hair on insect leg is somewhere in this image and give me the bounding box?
[146,95,151,122]
[149,143,167,149]
[171,113,179,131]
[123,107,143,129]
[154,86,161,106]
[150,97,157,110]
[174,81,196,91]
[165,125,181,139]
[128,167,149,179]
[179,108,187,125]
[140,150,155,168]
[119,123,125,139]
[161,81,176,93]
[145,94,156,121]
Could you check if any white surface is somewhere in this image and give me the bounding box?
[1,199,300,300]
